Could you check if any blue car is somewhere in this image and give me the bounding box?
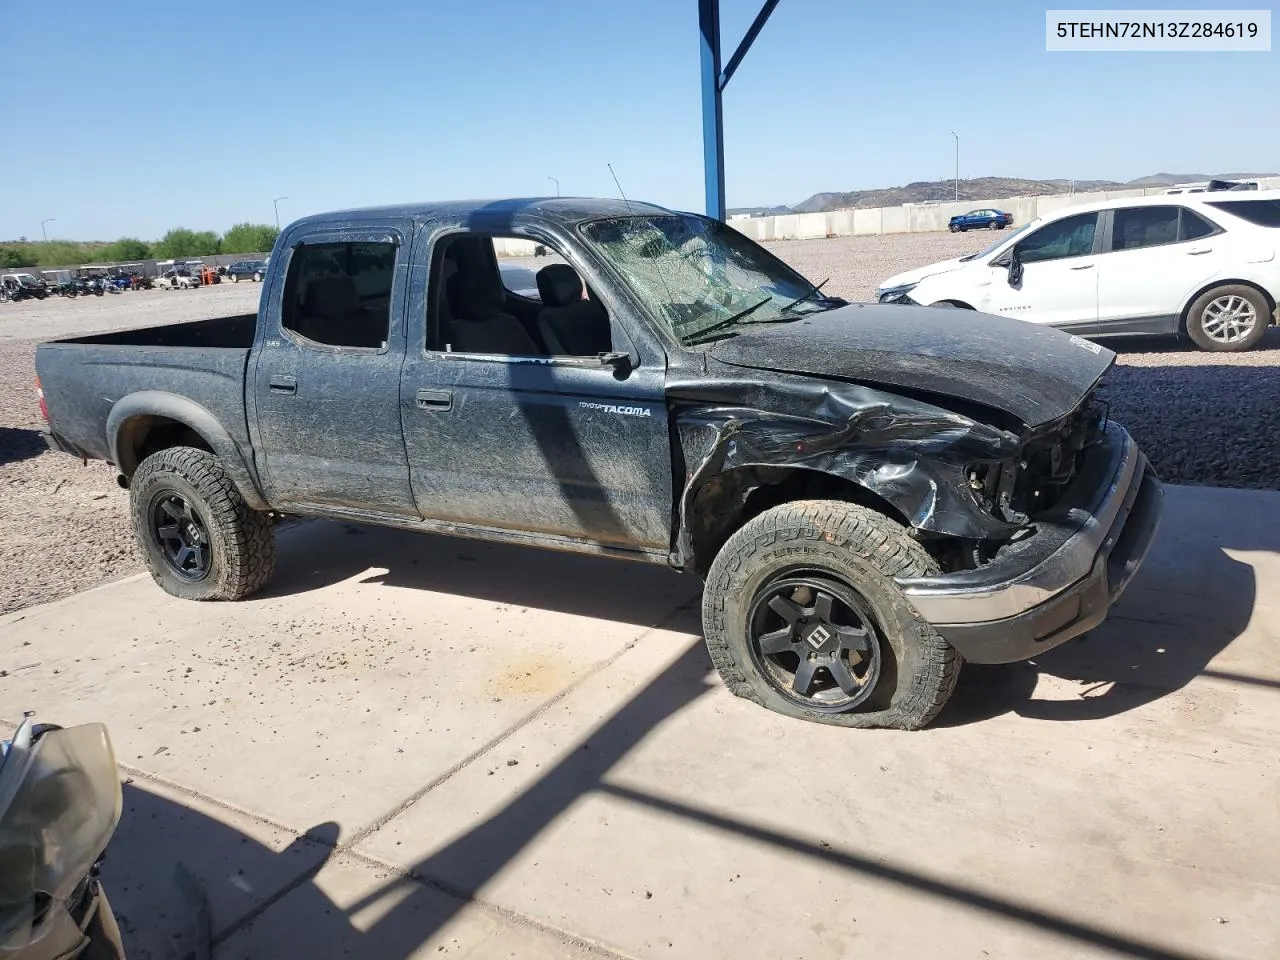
[948,208,1013,232]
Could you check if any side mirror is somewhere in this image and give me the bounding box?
[1006,251,1024,287]
[598,351,634,377]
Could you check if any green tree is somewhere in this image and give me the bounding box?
[99,237,151,262]
[0,246,36,268]
[220,223,279,255]
[153,228,221,259]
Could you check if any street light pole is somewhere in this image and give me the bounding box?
[950,131,959,201]
[40,218,56,242]
[547,176,560,197]
[273,197,289,230]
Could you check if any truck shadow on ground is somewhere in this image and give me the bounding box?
[256,520,695,630]
[943,498,1274,725]
[0,426,44,465]
[104,641,1209,960]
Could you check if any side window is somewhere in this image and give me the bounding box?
[1206,200,1280,227]
[1111,206,1180,251]
[1015,213,1098,263]
[282,241,396,349]
[429,234,612,359]
[1179,209,1218,241]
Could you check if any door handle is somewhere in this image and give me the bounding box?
[1069,264,1095,271]
[1186,248,1212,255]
[416,388,452,411]
[268,375,297,395]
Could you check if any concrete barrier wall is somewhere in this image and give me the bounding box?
[729,176,1280,240]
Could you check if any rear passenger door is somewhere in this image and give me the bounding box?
[250,223,420,517]
[1094,205,1222,331]
[398,226,673,552]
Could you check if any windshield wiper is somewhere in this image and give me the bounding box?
[779,277,837,313]
[682,296,773,345]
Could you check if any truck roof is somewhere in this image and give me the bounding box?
[286,197,673,232]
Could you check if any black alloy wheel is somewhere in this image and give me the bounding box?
[151,493,211,581]
[747,572,882,710]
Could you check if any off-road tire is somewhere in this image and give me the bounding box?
[702,500,960,730]
[1184,284,1270,352]
[130,446,275,600]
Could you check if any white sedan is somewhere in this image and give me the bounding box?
[877,192,1280,351]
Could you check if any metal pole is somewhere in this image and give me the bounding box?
[699,0,725,221]
[547,177,560,197]
[273,196,289,230]
[41,218,56,242]
[950,131,959,201]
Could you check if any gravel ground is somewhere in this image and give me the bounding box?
[1,236,1277,613]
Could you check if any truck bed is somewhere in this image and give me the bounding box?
[36,313,257,465]
[51,313,258,349]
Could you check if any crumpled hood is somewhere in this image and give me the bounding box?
[878,257,970,292]
[707,303,1114,429]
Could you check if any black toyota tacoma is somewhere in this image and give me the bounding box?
[35,198,1162,730]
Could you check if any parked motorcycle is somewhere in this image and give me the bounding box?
[0,714,126,958]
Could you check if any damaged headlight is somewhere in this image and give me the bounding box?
[877,283,917,304]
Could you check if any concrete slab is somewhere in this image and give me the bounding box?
[101,774,333,960]
[217,853,616,960]
[2,485,1278,959]
[0,519,696,837]
[351,485,1280,960]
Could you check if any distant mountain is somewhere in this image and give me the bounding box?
[788,172,1276,214]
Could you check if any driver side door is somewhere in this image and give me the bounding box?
[985,211,1100,329]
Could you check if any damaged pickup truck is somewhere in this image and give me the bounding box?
[35,198,1163,729]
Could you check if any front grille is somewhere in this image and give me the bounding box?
[969,394,1104,525]
[1004,395,1104,520]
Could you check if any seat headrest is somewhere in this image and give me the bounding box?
[304,275,361,319]
[448,271,506,320]
[536,264,583,308]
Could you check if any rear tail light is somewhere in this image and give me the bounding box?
[35,376,49,422]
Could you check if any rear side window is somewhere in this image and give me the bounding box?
[1207,199,1280,227]
[1112,206,1180,250]
[1179,209,1217,241]
[1016,212,1097,263]
[282,242,396,349]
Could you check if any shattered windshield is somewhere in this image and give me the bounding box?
[579,214,844,345]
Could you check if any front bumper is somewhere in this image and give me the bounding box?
[896,423,1162,663]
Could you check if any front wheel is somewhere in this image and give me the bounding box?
[130,446,276,600]
[948,224,958,233]
[702,500,960,730]
[1185,284,1270,352]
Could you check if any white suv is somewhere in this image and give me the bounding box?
[877,192,1280,351]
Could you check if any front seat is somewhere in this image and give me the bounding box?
[446,271,538,355]
[535,264,611,356]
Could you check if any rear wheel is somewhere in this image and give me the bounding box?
[702,500,960,730]
[988,220,999,230]
[1185,284,1270,352]
[130,446,276,601]
[253,272,262,282]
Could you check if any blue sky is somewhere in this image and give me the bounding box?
[1,0,1275,240]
